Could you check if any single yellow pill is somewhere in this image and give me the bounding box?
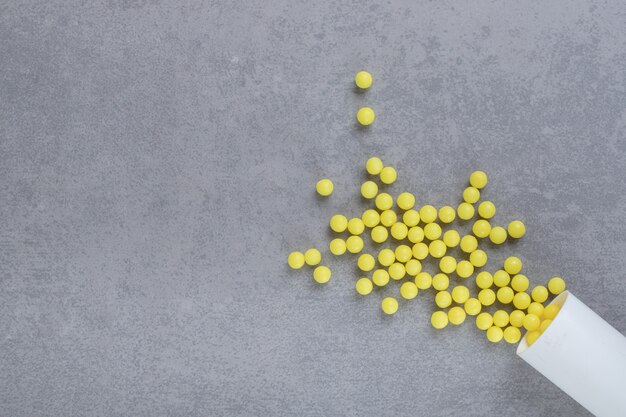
[412,242,429,260]
[375,193,393,210]
[381,297,398,315]
[435,291,452,308]
[511,274,530,292]
[402,209,420,227]
[397,192,416,210]
[486,326,504,343]
[513,292,531,310]
[347,218,365,236]
[504,256,523,275]
[469,249,488,267]
[362,209,380,228]
[329,214,348,232]
[316,179,334,196]
[525,330,541,346]
[304,248,322,266]
[477,201,496,219]
[431,311,449,329]
[457,202,475,220]
[539,319,553,333]
[288,252,305,269]
[548,277,566,295]
[476,312,493,330]
[438,206,456,223]
[380,210,397,227]
[355,71,373,89]
[489,226,507,245]
[493,270,511,287]
[400,282,418,300]
[542,304,560,320]
[527,302,544,317]
[531,285,549,303]
[523,313,541,331]
[459,235,478,253]
[507,220,526,239]
[355,278,373,295]
[390,222,408,240]
[442,230,460,248]
[509,310,526,327]
[357,107,375,126]
[463,187,480,204]
[415,271,432,290]
[361,181,379,199]
[464,298,482,315]
[478,288,496,306]
[456,260,474,279]
[394,245,413,263]
[429,240,447,258]
[496,287,514,304]
[380,166,397,185]
[365,157,383,175]
[503,326,522,344]
[448,306,466,325]
[419,205,438,223]
[476,271,493,289]
[439,256,457,274]
[472,220,491,239]
[371,226,389,243]
[451,285,470,304]
[357,254,375,271]
[469,170,488,189]
[424,223,442,240]
[405,259,422,276]
[388,263,406,280]
[329,238,347,255]
[378,248,396,267]
[432,273,450,291]
[407,226,425,243]
[313,265,331,284]
[493,310,509,327]
[372,269,390,287]
[346,236,364,254]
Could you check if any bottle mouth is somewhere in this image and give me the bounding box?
[516,290,570,355]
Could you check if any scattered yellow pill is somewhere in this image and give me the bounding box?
[429,240,447,258]
[380,166,397,185]
[402,209,420,227]
[464,298,482,315]
[435,291,452,308]
[523,313,541,331]
[354,71,373,89]
[288,251,305,269]
[457,202,475,220]
[313,265,331,284]
[489,226,507,245]
[438,206,456,223]
[347,218,365,235]
[486,326,504,343]
[469,170,488,189]
[539,319,553,333]
[405,259,422,276]
[380,210,397,227]
[456,260,474,278]
[439,256,457,274]
[542,304,560,320]
[503,326,521,344]
[304,248,322,266]
[432,273,450,291]
[397,192,416,210]
[361,181,379,199]
[372,269,390,287]
[476,312,493,330]
[527,302,544,317]
[511,274,530,292]
[375,193,393,210]
[451,285,470,304]
[531,285,549,303]
[357,254,375,271]
[493,310,510,327]
[394,245,413,263]
[316,179,334,196]
[377,248,395,267]
[448,306,466,325]
[459,235,478,253]
[496,287,514,304]
[365,157,383,175]
[424,223,442,240]
[390,222,408,240]
[362,209,380,228]
[493,270,511,287]
[507,220,526,239]
[355,277,373,295]
[548,277,566,295]
[357,107,375,126]
[513,292,531,310]
[463,187,480,204]
[407,226,425,243]
[469,249,488,267]
[442,230,460,248]
[330,214,348,232]
[388,263,406,280]
[329,238,347,255]
[400,282,418,300]
[346,236,364,253]
[525,330,541,346]
[431,311,449,329]
[472,219,492,238]
[509,310,526,327]
[412,242,429,260]
[478,288,496,306]
[415,272,432,289]
[476,271,493,289]
[504,256,523,275]
[371,225,389,243]
[419,205,438,223]
[477,201,496,219]
[381,297,398,315]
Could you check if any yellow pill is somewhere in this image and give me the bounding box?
[424,223,442,240]
[357,107,375,126]
[472,220,491,239]
[419,205,438,223]
[288,251,305,269]
[394,245,413,263]
[371,226,389,243]
[511,274,530,292]
[390,222,408,240]
[400,282,418,300]
[389,263,406,280]
[539,319,553,333]
[469,249,488,267]
[489,226,507,245]
[493,270,511,287]
[469,170,488,189]
[362,209,380,228]
[548,277,566,295]
[357,254,375,271]
[405,259,422,276]
[463,187,480,204]
[476,271,493,289]
[402,209,420,227]
[380,166,397,185]
[456,260,474,278]
[451,285,470,304]
[457,202,475,220]
[429,240,447,258]
[542,304,560,320]
[476,312,493,330]
[380,210,397,227]
[503,326,521,344]
[509,310,526,328]
[329,238,347,255]
[493,310,509,327]
[435,291,452,308]
[442,230,460,248]
[375,193,393,210]
[316,179,334,196]
[365,156,383,175]
[397,192,416,210]
[381,297,398,315]
[448,306,466,325]
[407,226,425,243]
[504,256,523,275]
[372,269,390,287]
[496,287,514,304]
[513,292,531,310]
[478,288,496,306]
[438,206,456,223]
[431,311,449,329]
[355,71,373,89]
[464,298,482,315]
[439,256,457,274]
[527,302,544,317]
[523,313,541,331]
[525,330,541,346]
[313,265,331,284]
[361,181,379,199]
[531,285,549,303]
[486,326,504,343]
[507,220,526,239]
[378,249,395,267]
[412,242,429,260]
[329,214,348,232]
[355,278,373,295]
[415,272,432,290]
[477,201,496,219]
[432,273,450,291]
[460,235,478,253]
[304,248,322,266]
[346,236,364,254]
[347,218,365,235]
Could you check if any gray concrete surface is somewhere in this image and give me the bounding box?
[1,1,625,416]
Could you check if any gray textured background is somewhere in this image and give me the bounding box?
[1,1,625,416]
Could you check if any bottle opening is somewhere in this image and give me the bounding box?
[516,291,569,354]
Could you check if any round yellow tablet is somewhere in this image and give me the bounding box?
[435,291,452,308]
[508,220,526,239]
[531,285,549,303]
[357,254,375,271]
[489,226,507,244]
[504,256,523,275]
[525,330,541,346]
[548,277,566,295]
[464,298,482,315]
[477,201,496,219]
[375,193,393,211]
[381,297,398,315]
[390,222,408,240]
[432,273,450,291]
[402,210,420,227]
[397,192,415,210]
[394,245,412,263]
[429,240,447,258]
[355,278,373,295]
[365,157,383,175]
[476,312,493,330]
[542,304,560,320]
[405,259,422,276]
[407,226,425,243]
[329,214,348,233]
[478,288,496,306]
[469,249,488,267]
[509,310,526,327]
[316,179,334,196]
[346,236,364,253]
[329,238,347,255]
[304,248,322,266]
[486,326,504,343]
[496,287,514,304]
[438,206,456,223]
[442,230,460,248]
[357,107,375,126]
[457,202,475,220]
[493,310,509,327]
[539,319,553,333]
[456,260,474,279]
[511,274,529,292]
[424,223,442,240]
[361,181,378,199]
[362,209,380,228]
[475,271,493,289]
[463,187,480,204]
[348,218,365,235]
[469,170,488,189]
[415,272,432,290]
[313,265,331,284]
[512,292,531,310]
[419,205,438,224]
[459,235,478,253]
[412,242,429,260]
[400,282,418,300]
[503,326,521,344]
[380,166,397,185]
[493,270,510,287]
[288,251,305,269]
[372,269,390,287]
[355,71,373,89]
[472,220,491,239]
[431,311,449,329]
[378,248,396,267]
[371,226,389,243]
[380,210,397,227]
[388,263,406,280]
[451,285,470,304]
[448,306,466,325]
[523,314,541,331]
[527,302,544,317]
[439,256,457,274]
